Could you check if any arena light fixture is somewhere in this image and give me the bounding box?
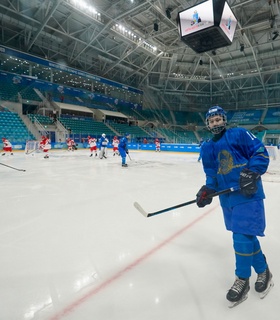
[66,0,101,20]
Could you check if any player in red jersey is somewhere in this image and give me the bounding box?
[39,136,51,159]
[2,138,13,156]
[88,136,98,157]
[112,136,119,156]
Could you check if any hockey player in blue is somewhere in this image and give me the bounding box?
[118,133,130,167]
[196,106,273,307]
[99,133,109,159]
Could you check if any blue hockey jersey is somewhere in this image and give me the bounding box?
[118,136,128,151]
[201,127,270,208]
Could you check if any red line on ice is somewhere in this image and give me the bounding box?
[49,207,216,320]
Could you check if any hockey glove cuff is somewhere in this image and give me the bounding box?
[239,168,260,196]
[196,185,216,208]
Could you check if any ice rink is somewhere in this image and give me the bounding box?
[0,148,279,320]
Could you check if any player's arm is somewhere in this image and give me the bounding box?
[239,129,269,175]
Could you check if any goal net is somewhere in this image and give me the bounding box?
[25,140,41,154]
[265,145,278,160]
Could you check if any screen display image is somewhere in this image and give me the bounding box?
[179,0,214,37]
[219,1,237,42]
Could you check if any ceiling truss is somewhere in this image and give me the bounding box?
[0,0,280,112]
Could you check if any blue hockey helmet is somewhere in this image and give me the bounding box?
[125,132,130,137]
[205,106,227,134]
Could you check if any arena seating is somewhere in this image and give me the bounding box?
[0,111,36,142]
[59,116,115,137]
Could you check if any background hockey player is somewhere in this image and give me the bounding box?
[40,135,51,159]
[112,136,119,156]
[88,136,97,157]
[66,138,72,151]
[196,106,273,307]
[66,138,76,151]
[118,133,130,167]
[99,133,108,159]
[155,138,161,152]
[2,138,13,156]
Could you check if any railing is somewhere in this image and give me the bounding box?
[34,116,49,137]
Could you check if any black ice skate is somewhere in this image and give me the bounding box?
[255,267,274,299]
[122,163,128,167]
[226,277,250,308]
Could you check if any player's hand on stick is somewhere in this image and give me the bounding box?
[239,168,260,196]
[196,185,216,208]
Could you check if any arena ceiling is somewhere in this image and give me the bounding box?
[1,0,280,113]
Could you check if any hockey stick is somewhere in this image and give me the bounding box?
[134,186,240,218]
[25,148,40,155]
[127,153,132,161]
[0,162,26,172]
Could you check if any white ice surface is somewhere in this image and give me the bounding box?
[0,149,279,320]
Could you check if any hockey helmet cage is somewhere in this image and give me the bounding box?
[205,106,227,134]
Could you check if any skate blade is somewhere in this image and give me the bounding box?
[228,294,248,308]
[259,280,274,299]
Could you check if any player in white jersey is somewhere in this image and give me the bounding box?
[39,136,51,159]
[112,136,119,156]
[88,136,97,157]
[1,138,13,155]
[99,133,109,159]
[155,138,161,152]
[66,138,76,151]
